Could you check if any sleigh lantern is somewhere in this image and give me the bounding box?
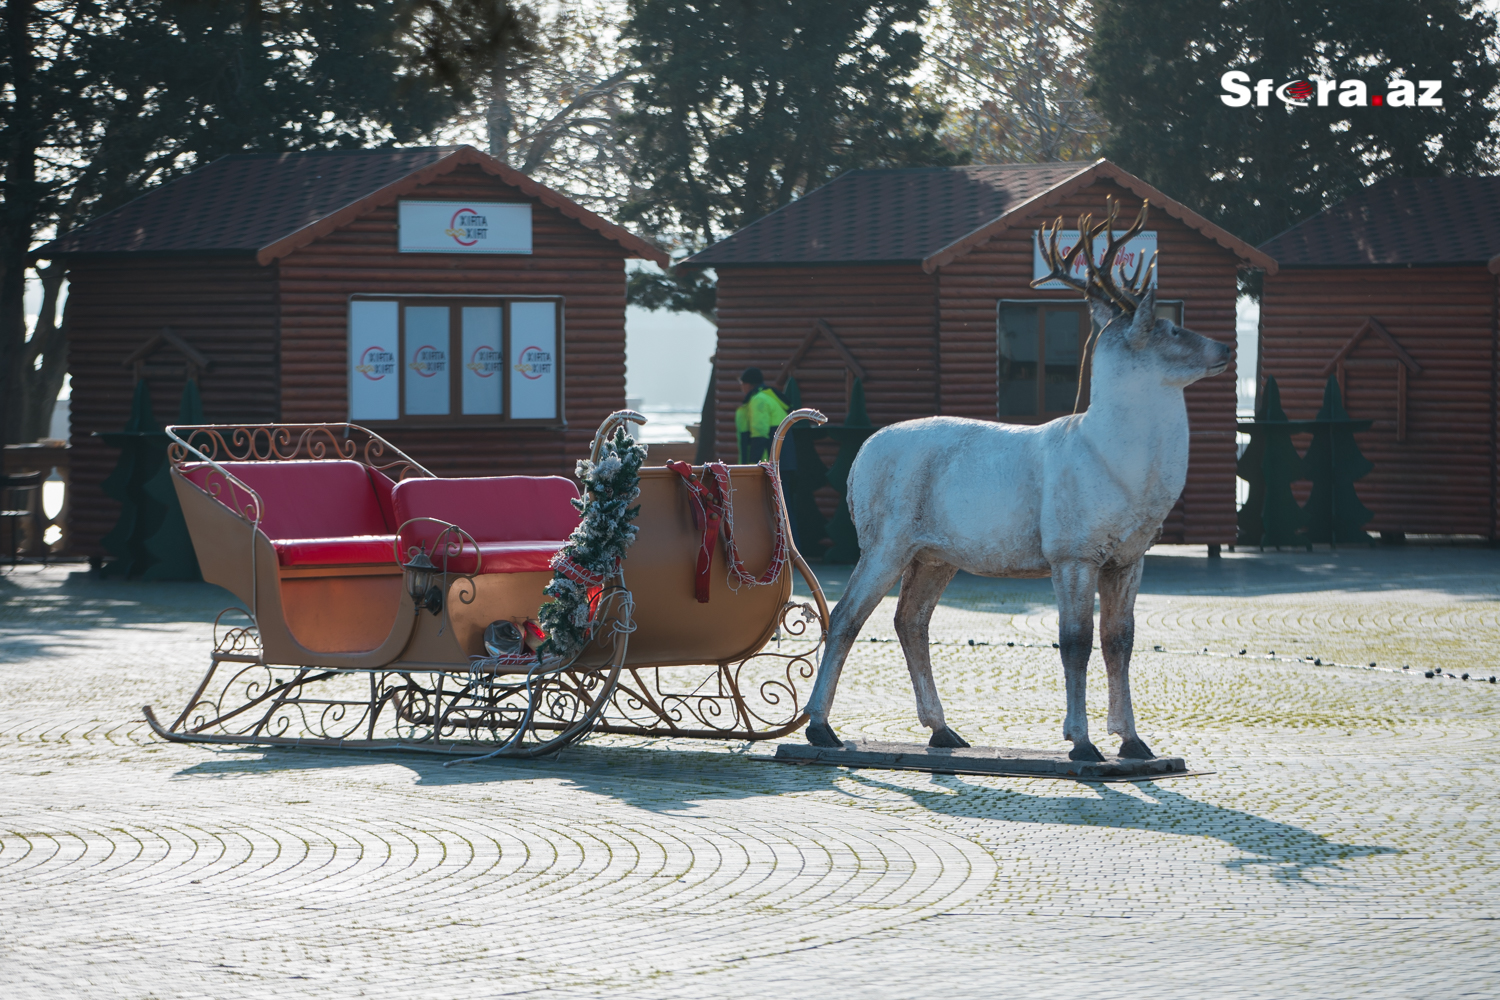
[143,410,830,757]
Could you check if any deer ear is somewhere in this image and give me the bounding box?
[1127,287,1157,349]
[1088,298,1119,334]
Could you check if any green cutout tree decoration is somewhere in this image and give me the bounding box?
[98,380,165,578]
[822,378,874,564]
[98,378,207,580]
[1250,376,1309,549]
[139,379,205,580]
[1302,375,1374,546]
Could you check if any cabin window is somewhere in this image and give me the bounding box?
[347,297,562,426]
[997,299,1184,421]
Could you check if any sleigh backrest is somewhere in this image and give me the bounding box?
[181,459,396,540]
[391,475,580,566]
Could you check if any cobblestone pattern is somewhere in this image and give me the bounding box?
[2,549,1499,998]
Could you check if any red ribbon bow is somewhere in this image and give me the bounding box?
[666,460,727,603]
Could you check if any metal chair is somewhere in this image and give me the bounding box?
[1,471,43,567]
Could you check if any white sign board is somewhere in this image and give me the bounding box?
[1032,230,1157,291]
[349,300,399,420]
[461,306,504,415]
[398,200,531,254]
[509,302,558,421]
[403,306,450,415]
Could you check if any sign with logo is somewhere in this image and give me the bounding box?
[404,306,450,415]
[1220,72,1443,109]
[509,301,558,420]
[461,306,504,415]
[398,200,532,254]
[1032,230,1158,291]
[349,300,399,420]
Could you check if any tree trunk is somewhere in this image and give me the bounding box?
[487,47,511,164]
[1,0,40,445]
[15,263,70,443]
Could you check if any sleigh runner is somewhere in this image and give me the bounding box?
[143,410,830,756]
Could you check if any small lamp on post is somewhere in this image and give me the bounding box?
[403,542,443,615]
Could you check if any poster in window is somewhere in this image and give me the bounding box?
[404,306,450,416]
[509,302,557,420]
[461,306,504,415]
[349,300,399,420]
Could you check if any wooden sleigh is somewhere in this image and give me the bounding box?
[142,410,830,757]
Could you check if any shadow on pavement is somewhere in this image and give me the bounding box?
[173,739,1393,880]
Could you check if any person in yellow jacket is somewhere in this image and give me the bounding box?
[735,367,790,463]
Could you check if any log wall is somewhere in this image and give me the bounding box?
[277,162,629,479]
[66,256,279,555]
[935,177,1243,545]
[1260,266,1499,537]
[65,162,632,555]
[710,264,938,454]
[711,175,1244,546]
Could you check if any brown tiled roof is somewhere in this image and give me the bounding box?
[683,159,1276,273]
[36,145,667,265]
[1259,176,1500,269]
[685,163,1086,267]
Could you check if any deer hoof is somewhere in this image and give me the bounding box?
[928,726,970,748]
[1068,740,1106,762]
[1118,736,1155,760]
[806,721,843,747]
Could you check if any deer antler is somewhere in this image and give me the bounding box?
[1032,217,1093,296]
[1077,198,1156,315]
[1032,198,1159,414]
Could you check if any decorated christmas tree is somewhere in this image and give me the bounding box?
[1302,375,1374,545]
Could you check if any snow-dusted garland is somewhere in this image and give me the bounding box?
[536,427,647,658]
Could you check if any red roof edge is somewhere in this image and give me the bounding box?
[255,145,668,267]
[920,159,1278,275]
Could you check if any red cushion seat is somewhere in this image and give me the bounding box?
[273,535,398,567]
[181,460,399,567]
[392,476,580,576]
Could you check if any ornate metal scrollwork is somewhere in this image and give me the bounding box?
[165,423,434,484]
[146,590,822,752]
[596,599,824,739]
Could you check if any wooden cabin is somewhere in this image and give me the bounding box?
[683,159,1274,546]
[35,145,666,557]
[1258,177,1500,538]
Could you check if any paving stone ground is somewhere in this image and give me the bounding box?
[2,544,1499,998]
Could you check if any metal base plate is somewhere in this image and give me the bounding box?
[767,739,1212,782]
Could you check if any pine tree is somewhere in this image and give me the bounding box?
[1088,0,1500,247]
[621,0,962,314]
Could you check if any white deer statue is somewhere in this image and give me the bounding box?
[804,199,1232,761]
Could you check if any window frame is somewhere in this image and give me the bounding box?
[346,294,566,429]
[996,298,1185,423]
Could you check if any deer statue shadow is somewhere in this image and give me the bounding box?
[839,770,1396,884]
[805,199,1233,762]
